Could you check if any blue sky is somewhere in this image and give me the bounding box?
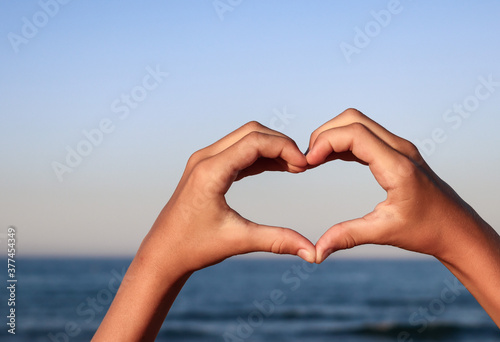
[1,0,499,257]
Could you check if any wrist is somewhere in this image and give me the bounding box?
[434,206,500,281]
[134,229,195,291]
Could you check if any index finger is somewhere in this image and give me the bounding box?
[208,131,308,194]
[181,121,301,186]
[192,121,294,166]
[306,122,414,191]
[308,109,425,166]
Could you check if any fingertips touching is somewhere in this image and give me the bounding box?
[305,133,334,166]
[297,249,316,264]
[281,138,308,169]
[317,248,333,264]
[267,141,307,173]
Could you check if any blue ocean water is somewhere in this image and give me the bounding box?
[0,258,498,341]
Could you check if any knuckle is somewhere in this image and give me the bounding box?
[406,141,426,165]
[340,108,365,122]
[243,130,268,147]
[391,138,426,167]
[243,120,265,132]
[309,129,319,142]
[245,130,262,139]
[270,234,287,254]
[348,121,369,135]
[337,224,358,250]
[186,150,205,169]
[404,141,419,158]
[396,155,418,179]
[190,158,212,181]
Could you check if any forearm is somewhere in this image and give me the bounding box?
[92,235,192,341]
[437,211,500,326]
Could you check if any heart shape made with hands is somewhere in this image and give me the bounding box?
[178,110,437,268]
[220,113,434,264]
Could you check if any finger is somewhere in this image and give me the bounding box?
[241,222,316,263]
[308,109,425,165]
[232,132,308,180]
[305,151,368,172]
[181,121,299,186]
[233,156,291,181]
[210,131,308,190]
[195,121,293,164]
[306,123,412,191]
[314,215,386,263]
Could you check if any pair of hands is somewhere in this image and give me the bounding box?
[147,108,475,269]
[94,109,500,341]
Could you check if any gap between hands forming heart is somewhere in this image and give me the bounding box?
[229,150,386,263]
[222,113,449,265]
[162,109,452,271]
[227,159,385,258]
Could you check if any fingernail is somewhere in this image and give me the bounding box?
[321,249,333,262]
[297,249,313,263]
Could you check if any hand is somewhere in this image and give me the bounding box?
[143,121,316,274]
[306,108,500,326]
[306,109,495,264]
[93,122,316,341]
[95,111,500,341]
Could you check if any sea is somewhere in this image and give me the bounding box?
[0,257,498,342]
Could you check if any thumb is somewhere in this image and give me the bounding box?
[243,223,316,263]
[315,217,383,263]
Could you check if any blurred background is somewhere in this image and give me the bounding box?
[1,1,499,341]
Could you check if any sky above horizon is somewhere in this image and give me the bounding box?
[1,0,499,258]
